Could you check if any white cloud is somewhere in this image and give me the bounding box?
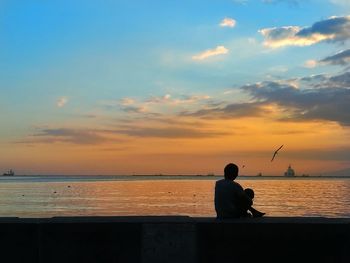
[192,46,229,61]
[56,97,68,108]
[220,18,236,28]
[304,60,318,68]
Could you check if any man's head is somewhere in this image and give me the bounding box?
[224,163,239,180]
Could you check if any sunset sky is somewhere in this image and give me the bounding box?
[1,0,350,175]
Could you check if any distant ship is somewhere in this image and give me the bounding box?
[284,165,295,177]
[3,169,15,176]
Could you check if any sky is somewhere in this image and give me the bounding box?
[1,0,350,175]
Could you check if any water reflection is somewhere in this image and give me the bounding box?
[0,178,349,218]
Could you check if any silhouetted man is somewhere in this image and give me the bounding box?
[215,163,265,219]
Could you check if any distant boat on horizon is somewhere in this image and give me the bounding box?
[3,169,15,176]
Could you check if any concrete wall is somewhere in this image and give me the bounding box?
[0,216,349,263]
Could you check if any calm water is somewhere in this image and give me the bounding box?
[0,176,349,218]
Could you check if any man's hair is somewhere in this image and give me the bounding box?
[224,163,239,180]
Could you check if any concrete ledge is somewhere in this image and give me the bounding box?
[0,216,349,263]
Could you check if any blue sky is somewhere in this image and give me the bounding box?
[1,0,350,175]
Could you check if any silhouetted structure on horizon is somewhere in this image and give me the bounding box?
[2,169,14,176]
[284,165,295,177]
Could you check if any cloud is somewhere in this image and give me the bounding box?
[120,98,135,106]
[27,128,108,145]
[85,115,227,139]
[100,98,149,113]
[304,59,318,68]
[181,101,270,119]
[192,46,229,60]
[297,16,350,40]
[121,105,148,113]
[300,72,350,88]
[327,71,350,88]
[319,49,350,66]
[56,97,68,108]
[241,75,350,125]
[113,126,227,139]
[172,95,211,105]
[220,18,236,28]
[20,114,225,144]
[146,94,172,104]
[260,16,350,48]
[300,74,328,82]
[147,94,210,106]
[259,26,304,48]
[179,71,350,126]
[118,94,211,115]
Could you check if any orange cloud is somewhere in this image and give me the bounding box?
[220,18,236,28]
[192,46,229,60]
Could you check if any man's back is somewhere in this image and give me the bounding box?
[214,179,245,218]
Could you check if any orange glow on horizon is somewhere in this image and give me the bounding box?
[2,115,350,176]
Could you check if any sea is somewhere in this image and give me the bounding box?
[0,176,349,218]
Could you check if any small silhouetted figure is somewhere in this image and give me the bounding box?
[215,163,265,219]
[243,188,265,217]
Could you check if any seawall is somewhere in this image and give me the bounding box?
[0,216,349,263]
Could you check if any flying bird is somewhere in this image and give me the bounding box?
[271,145,283,162]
